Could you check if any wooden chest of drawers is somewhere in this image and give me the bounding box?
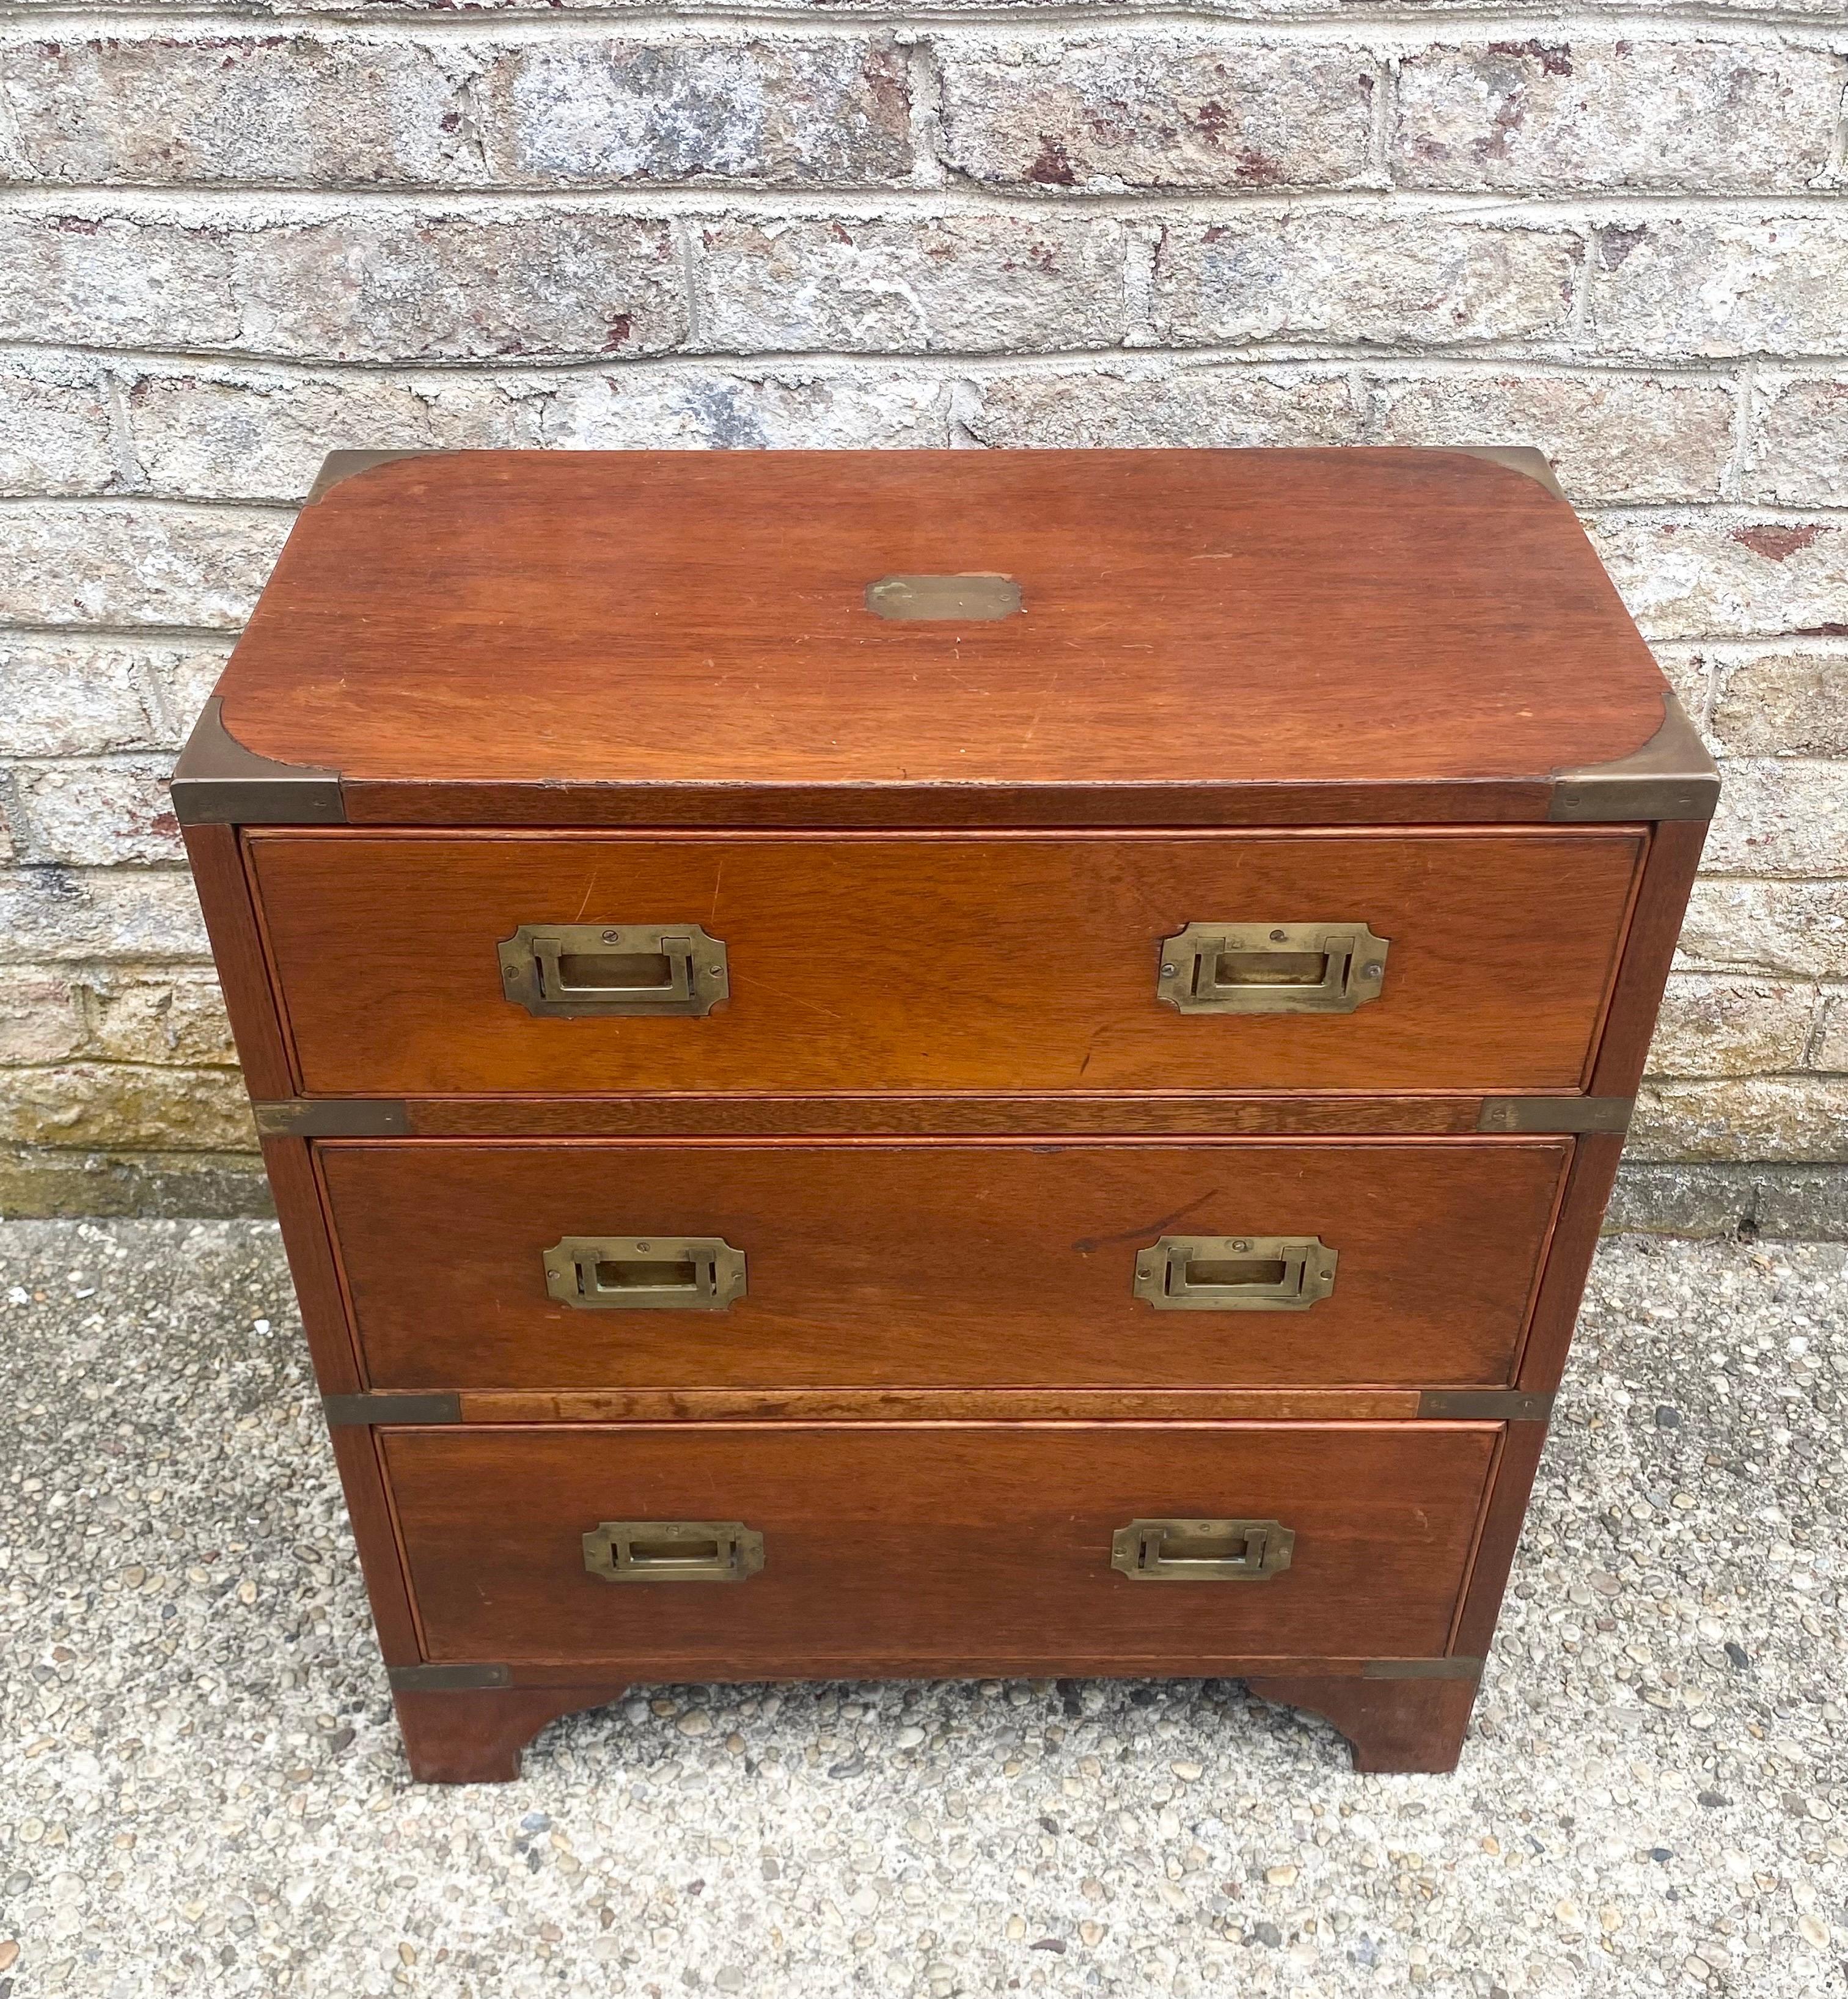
[177,447,1715,1781]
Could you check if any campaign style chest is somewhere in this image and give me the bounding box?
[176,448,1715,1781]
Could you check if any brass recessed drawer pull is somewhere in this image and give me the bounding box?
[1134,1234,1337,1311]
[1111,1517,1295,1582]
[497,922,728,1018]
[1157,921,1389,1014]
[543,1234,746,1311]
[583,1520,765,1583]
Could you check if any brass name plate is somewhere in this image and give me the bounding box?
[865,574,1022,622]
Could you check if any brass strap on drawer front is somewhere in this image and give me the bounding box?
[544,1235,747,1311]
[583,1521,765,1583]
[497,922,728,1018]
[1111,1518,1295,1582]
[1158,921,1389,1015]
[1134,1236,1337,1311]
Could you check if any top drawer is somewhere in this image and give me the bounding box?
[248,828,1643,1098]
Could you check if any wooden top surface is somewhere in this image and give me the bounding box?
[210,448,1675,821]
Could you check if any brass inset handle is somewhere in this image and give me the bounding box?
[498,922,728,1018]
[1157,921,1388,1014]
[1111,1518,1294,1582]
[583,1521,764,1583]
[1134,1234,1336,1311]
[543,1235,746,1311]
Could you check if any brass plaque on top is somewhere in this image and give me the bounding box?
[497,922,728,1018]
[1157,920,1389,1014]
[582,1521,765,1584]
[1134,1234,1337,1311]
[1110,1518,1295,1582]
[865,574,1022,622]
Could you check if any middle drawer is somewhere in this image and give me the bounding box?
[320,1137,1568,1390]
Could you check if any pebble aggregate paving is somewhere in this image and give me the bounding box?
[0,1221,1843,1997]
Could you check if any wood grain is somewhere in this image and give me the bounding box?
[402,1094,1493,1138]
[451,1388,1423,1423]
[180,824,293,1099]
[383,1420,1499,1670]
[1244,1674,1478,1773]
[321,1137,1569,1392]
[1591,820,1711,1097]
[215,451,1670,823]
[248,828,1644,1096]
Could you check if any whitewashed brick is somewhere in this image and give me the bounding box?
[1586,514,1848,641]
[1630,1079,1848,1162]
[0,503,288,629]
[1707,647,1848,757]
[0,968,84,1065]
[698,216,1126,354]
[1703,760,1848,879]
[128,369,548,502]
[12,758,183,867]
[0,639,185,755]
[0,355,116,495]
[81,968,237,1066]
[1816,994,1848,1073]
[1646,971,1817,1078]
[545,367,946,448]
[961,364,1363,447]
[1396,40,1847,193]
[1593,218,1848,359]
[0,1062,254,1150]
[147,648,230,739]
[478,35,912,186]
[0,964,231,1066]
[1373,371,1734,504]
[1679,879,1848,982]
[0,867,210,963]
[938,38,1374,193]
[0,209,687,362]
[0,33,474,185]
[1745,375,1848,508]
[1151,214,1580,347]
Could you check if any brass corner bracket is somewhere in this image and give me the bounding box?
[306,448,440,505]
[1477,1096,1632,1135]
[323,1392,462,1428]
[387,1662,512,1692]
[1549,691,1719,824]
[254,1098,410,1138]
[1448,446,1568,502]
[1417,1389,1554,1423]
[170,697,346,827]
[1361,1656,1486,1682]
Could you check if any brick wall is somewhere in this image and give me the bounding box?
[1,5,1844,1231]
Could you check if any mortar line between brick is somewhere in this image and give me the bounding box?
[9,339,1848,378]
[2,5,1843,35]
[3,186,1846,219]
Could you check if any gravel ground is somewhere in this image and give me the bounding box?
[0,1222,1843,1999]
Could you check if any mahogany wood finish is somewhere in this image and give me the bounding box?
[247,829,1643,1098]
[1244,1674,1480,1774]
[381,1421,1499,1669]
[211,451,1670,823]
[321,1137,1570,1392]
[392,1685,625,1784]
[175,448,1714,1780]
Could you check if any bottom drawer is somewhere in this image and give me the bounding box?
[384,1423,1499,1671]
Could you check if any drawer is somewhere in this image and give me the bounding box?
[248,828,1643,1096]
[384,1421,1497,1670]
[322,1137,1568,1390]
